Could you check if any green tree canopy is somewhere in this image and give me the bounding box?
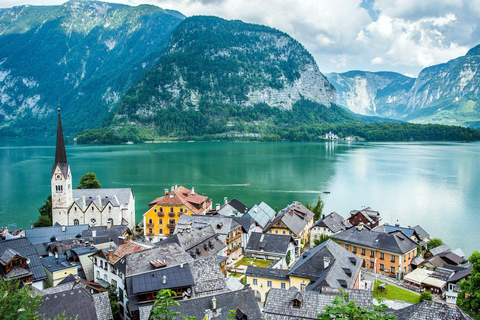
[317,293,396,320]
[427,238,444,251]
[458,251,480,319]
[77,172,102,189]
[150,289,195,320]
[34,195,52,228]
[306,196,325,221]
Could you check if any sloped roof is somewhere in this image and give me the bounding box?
[25,224,89,244]
[263,288,372,320]
[72,188,132,210]
[78,254,95,282]
[244,202,276,228]
[288,240,362,291]
[404,268,431,285]
[265,201,314,236]
[225,276,245,291]
[82,225,128,245]
[373,224,418,239]
[245,266,289,281]
[188,256,228,297]
[176,214,242,236]
[333,228,418,254]
[0,237,47,282]
[245,232,292,255]
[232,216,255,233]
[37,288,113,320]
[413,225,430,240]
[41,255,79,273]
[148,186,211,215]
[312,212,351,233]
[127,264,194,295]
[430,244,451,256]
[217,198,249,216]
[387,300,474,320]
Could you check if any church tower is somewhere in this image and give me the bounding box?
[51,108,73,226]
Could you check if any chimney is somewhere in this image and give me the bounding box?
[290,209,294,215]
[163,275,167,284]
[212,296,217,312]
[62,225,66,232]
[216,203,220,211]
[342,220,347,226]
[92,230,97,237]
[171,186,174,192]
[224,197,228,205]
[357,222,364,231]
[164,189,169,195]
[118,236,126,245]
[108,248,114,261]
[175,184,177,190]
[324,256,331,269]
[191,187,195,195]
[330,212,334,218]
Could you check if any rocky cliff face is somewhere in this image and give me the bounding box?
[326,71,415,119]
[0,1,184,136]
[114,15,336,123]
[328,45,480,128]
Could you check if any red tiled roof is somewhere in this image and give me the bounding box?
[148,186,212,215]
[109,242,148,265]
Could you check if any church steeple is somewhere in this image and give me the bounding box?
[55,108,67,164]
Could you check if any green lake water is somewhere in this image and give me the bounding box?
[1,138,479,256]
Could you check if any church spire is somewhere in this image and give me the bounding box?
[55,108,67,164]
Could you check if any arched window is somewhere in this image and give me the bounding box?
[159,207,163,212]
[73,219,79,225]
[170,207,174,212]
[91,207,94,211]
[108,218,114,226]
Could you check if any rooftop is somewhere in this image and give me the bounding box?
[386,300,474,320]
[25,224,89,244]
[243,202,276,229]
[312,212,351,233]
[148,186,211,215]
[0,237,47,282]
[265,201,314,236]
[245,266,289,281]
[41,255,79,273]
[245,232,292,255]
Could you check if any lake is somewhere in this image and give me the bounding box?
[0,138,478,256]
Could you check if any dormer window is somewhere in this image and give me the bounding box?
[291,292,303,308]
[292,299,301,308]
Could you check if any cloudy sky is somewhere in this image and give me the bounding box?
[1,0,479,77]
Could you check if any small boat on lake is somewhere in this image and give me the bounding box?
[322,191,330,194]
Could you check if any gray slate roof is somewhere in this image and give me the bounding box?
[127,264,194,295]
[245,266,289,281]
[0,237,47,282]
[225,276,245,291]
[387,300,474,320]
[175,215,242,242]
[413,225,430,240]
[25,224,89,244]
[245,232,292,255]
[189,256,228,297]
[37,288,113,320]
[266,201,314,236]
[333,227,418,254]
[312,212,351,233]
[125,242,193,276]
[233,216,256,233]
[41,255,80,273]
[217,198,249,216]
[430,244,451,256]
[244,202,276,228]
[288,240,362,291]
[373,224,418,239]
[82,225,128,245]
[72,188,132,210]
[263,288,372,320]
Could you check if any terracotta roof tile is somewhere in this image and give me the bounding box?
[148,186,211,215]
[110,242,149,265]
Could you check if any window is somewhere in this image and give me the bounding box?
[404,255,406,262]
[379,264,384,271]
[169,228,174,234]
[370,261,374,268]
[73,219,79,225]
[345,244,349,250]
[408,252,411,259]
[95,258,97,265]
[74,207,77,211]
[148,218,153,224]
[96,271,100,279]
[390,255,396,263]
[180,207,183,213]
[281,282,286,289]
[154,208,157,213]
[380,252,384,260]
[293,299,301,308]
[170,207,174,212]
[267,281,272,288]
[252,278,258,285]
[283,230,286,235]
[104,274,108,281]
[361,248,366,255]
[370,250,374,257]
[109,206,111,211]
[159,228,163,234]
[300,283,306,291]
[275,230,278,234]
[90,218,96,224]
[108,218,114,226]
[169,219,176,225]
[352,246,357,253]
[404,267,406,273]
[112,279,117,287]
[148,228,153,234]
[91,206,94,211]
[159,207,163,212]
[391,267,395,273]
[158,218,163,224]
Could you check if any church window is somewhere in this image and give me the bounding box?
[91,207,94,211]
[74,207,77,211]
[91,218,96,224]
[73,219,79,225]
[109,206,111,211]
[108,218,114,226]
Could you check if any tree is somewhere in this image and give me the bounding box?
[317,292,396,320]
[306,196,325,221]
[427,238,444,251]
[458,251,480,319]
[286,250,292,266]
[150,289,195,320]
[34,195,52,228]
[314,234,334,247]
[108,284,121,320]
[77,172,101,189]
[420,292,433,302]
[0,279,42,320]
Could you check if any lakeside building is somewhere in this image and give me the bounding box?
[310,211,352,244]
[332,224,418,278]
[347,207,382,229]
[51,109,135,229]
[143,185,212,241]
[245,239,362,302]
[244,232,295,269]
[214,198,249,217]
[243,202,276,230]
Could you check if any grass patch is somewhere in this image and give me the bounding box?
[235,257,272,268]
[373,280,420,304]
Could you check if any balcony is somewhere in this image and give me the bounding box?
[226,233,241,244]
[168,212,175,217]
[146,223,154,227]
[157,212,164,217]
[167,223,175,228]
[146,233,154,237]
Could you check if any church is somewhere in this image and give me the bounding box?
[51,109,136,229]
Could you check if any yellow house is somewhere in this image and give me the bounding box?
[143,186,212,241]
[41,255,79,287]
[245,266,290,302]
[264,201,315,250]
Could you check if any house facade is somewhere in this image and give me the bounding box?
[310,211,351,244]
[143,186,212,241]
[347,207,381,229]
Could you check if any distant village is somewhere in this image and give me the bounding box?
[0,111,475,320]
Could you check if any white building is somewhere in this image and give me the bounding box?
[51,109,135,229]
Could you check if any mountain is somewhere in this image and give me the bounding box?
[0,0,184,136]
[405,44,480,128]
[326,71,415,119]
[328,45,480,128]
[106,15,345,139]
